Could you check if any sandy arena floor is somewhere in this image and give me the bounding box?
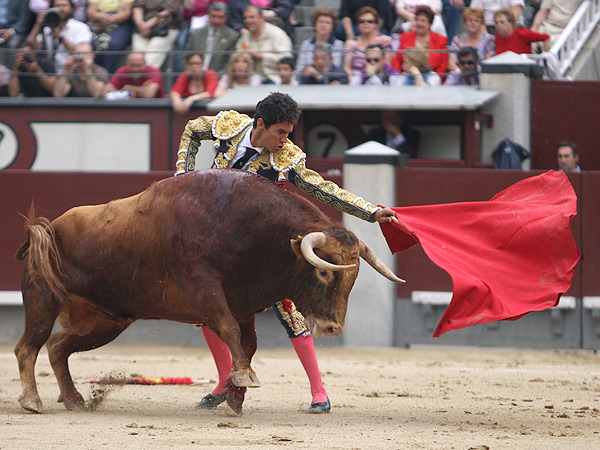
[0,343,599,449]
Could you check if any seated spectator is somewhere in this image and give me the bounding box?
[173,0,222,73]
[227,0,295,34]
[343,7,392,75]
[350,44,402,85]
[494,8,549,55]
[557,140,581,172]
[300,44,348,85]
[213,51,261,97]
[391,6,447,79]
[102,50,164,98]
[0,0,31,69]
[276,57,298,85]
[30,0,88,23]
[86,0,134,74]
[392,0,447,37]
[170,52,218,114]
[469,0,525,34]
[26,0,93,73]
[186,2,240,76]
[337,0,393,40]
[366,110,420,158]
[531,0,583,49]
[0,63,10,96]
[398,48,441,85]
[295,8,344,76]
[53,42,109,97]
[8,42,56,96]
[131,0,179,70]
[235,5,292,84]
[448,8,495,71]
[445,46,479,85]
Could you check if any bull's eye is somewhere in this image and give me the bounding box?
[316,268,332,283]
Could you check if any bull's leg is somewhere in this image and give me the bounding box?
[14,285,60,414]
[184,279,257,388]
[225,316,259,415]
[46,316,130,411]
[208,318,259,388]
[239,316,259,385]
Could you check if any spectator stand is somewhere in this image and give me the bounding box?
[550,0,600,78]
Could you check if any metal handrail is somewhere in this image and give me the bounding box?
[549,0,600,76]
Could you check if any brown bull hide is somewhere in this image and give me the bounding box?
[14,169,363,414]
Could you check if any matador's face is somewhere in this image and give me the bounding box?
[261,121,294,154]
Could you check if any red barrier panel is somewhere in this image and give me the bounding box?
[0,171,171,291]
[531,80,600,171]
[0,168,589,299]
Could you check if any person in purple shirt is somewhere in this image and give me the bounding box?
[445,46,480,86]
[350,44,401,85]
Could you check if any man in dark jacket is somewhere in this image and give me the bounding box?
[0,0,32,68]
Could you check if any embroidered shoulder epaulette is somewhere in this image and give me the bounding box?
[212,110,253,140]
[271,141,306,181]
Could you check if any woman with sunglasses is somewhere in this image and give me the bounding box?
[338,0,393,40]
[391,5,448,79]
[447,8,494,71]
[343,6,392,75]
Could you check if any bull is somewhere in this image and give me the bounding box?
[14,169,402,414]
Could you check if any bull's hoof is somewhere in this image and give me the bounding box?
[62,394,85,411]
[230,370,261,388]
[249,371,261,387]
[225,384,246,416]
[19,395,43,414]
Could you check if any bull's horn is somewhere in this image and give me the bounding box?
[300,232,356,271]
[359,241,406,283]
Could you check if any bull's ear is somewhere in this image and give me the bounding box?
[290,235,303,259]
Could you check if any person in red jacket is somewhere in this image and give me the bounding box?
[170,52,218,114]
[494,8,550,55]
[391,6,448,78]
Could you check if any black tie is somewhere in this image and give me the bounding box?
[232,148,258,169]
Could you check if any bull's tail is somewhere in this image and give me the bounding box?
[16,203,68,301]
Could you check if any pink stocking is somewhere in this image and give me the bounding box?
[290,334,328,403]
[202,327,232,395]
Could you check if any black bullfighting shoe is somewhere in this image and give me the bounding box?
[196,392,227,409]
[308,396,331,414]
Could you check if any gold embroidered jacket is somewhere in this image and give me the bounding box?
[175,110,380,222]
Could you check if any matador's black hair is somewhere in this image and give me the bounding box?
[253,92,301,128]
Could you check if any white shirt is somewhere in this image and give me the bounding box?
[203,27,220,69]
[228,128,264,169]
[38,18,92,72]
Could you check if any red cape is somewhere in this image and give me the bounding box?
[380,171,580,337]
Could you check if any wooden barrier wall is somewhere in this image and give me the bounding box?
[1,168,596,297]
[531,80,600,171]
